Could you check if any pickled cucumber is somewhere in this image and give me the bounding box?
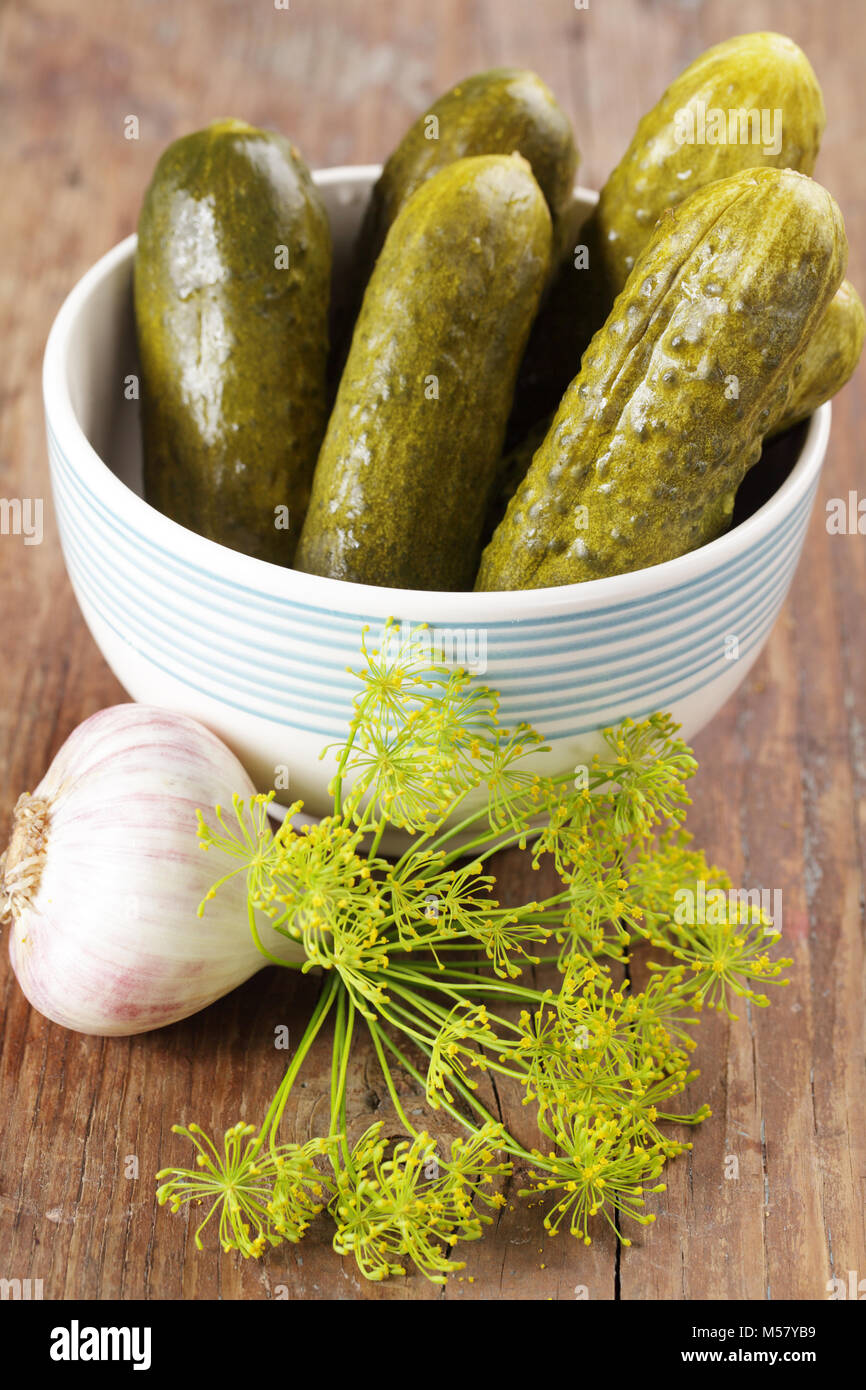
[511,32,826,439]
[297,154,552,591]
[135,119,331,564]
[478,168,846,591]
[771,279,865,434]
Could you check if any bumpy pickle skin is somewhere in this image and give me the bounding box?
[296,154,552,592]
[595,31,824,289]
[770,279,865,435]
[477,168,847,592]
[511,32,827,438]
[135,119,331,565]
[505,277,865,506]
[496,283,863,525]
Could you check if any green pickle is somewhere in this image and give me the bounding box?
[296,154,552,591]
[357,67,576,274]
[330,68,577,382]
[512,32,827,439]
[135,119,331,564]
[771,279,865,435]
[494,276,865,521]
[477,168,847,592]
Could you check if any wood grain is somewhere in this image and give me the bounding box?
[0,0,864,1301]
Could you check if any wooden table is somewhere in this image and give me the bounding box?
[1,0,864,1301]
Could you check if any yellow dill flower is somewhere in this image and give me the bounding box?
[331,1123,510,1283]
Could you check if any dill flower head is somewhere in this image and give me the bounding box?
[331,1121,510,1283]
[257,816,394,1012]
[426,1002,502,1107]
[196,792,280,909]
[157,1124,336,1258]
[600,714,697,838]
[156,1122,285,1259]
[335,621,502,831]
[524,1112,668,1245]
[268,1139,337,1243]
[256,817,384,939]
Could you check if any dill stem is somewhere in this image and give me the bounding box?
[375,1029,539,1169]
[367,1020,418,1135]
[250,972,339,1161]
[386,975,521,1038]
[246,896,304,968]
[386,965,552,1010]
[330,987,355,1169]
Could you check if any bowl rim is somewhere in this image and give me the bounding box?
[43,165,831,623]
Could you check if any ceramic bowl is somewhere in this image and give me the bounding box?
[42,167,830,818]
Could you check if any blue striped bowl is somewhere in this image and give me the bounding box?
[43,169,830,821]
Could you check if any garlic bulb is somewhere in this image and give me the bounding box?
[0,705,303,1036]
